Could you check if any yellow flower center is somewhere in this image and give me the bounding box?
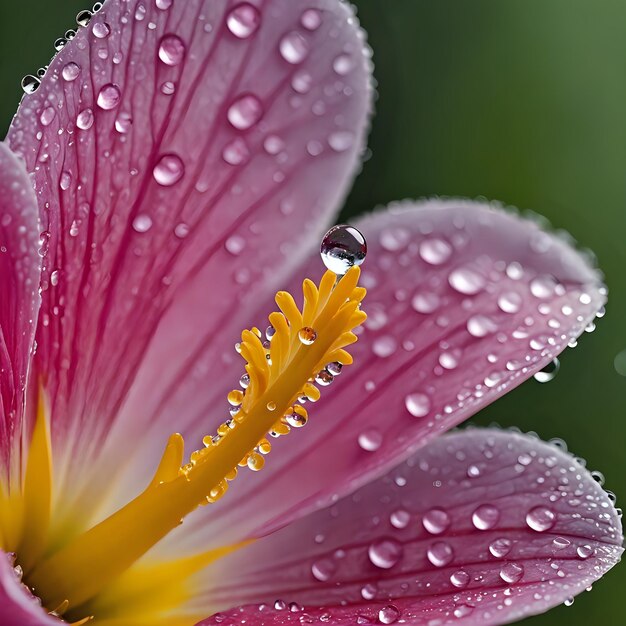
[0,267,366,625]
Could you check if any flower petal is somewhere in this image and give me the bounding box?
[6,0,372,501]
[0,143,41,482]
[174,199,606,551]
[196,428,623,626]
[0,552,58,626]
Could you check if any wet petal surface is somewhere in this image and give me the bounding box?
[0,143,41,482]
[174,199,606,551]
[6,0,372,513]
[197,428,623,625]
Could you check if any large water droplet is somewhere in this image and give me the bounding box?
[222,137,250,165]
[62,62,81,81]
[301,9,322,31]
[97,84,121,110]
[427,541,454,567]
[153,154,185,186]
[228,93,263,130]
[40,106,56,127]
[530,275,557,299]
[499,562,524,583]
[533,358,560,383]
[448,267,485,295]
[93,21,110,38]
[226,3,261,39]
[577,544,594,559]
[390,509,411,529]
[320,224,367,275]
[489,537,512,558]
[471,504,500,530]
[279,31,309,64]
[422,508,451,535]
[76,9,92,27]
[132,215,153,233]
[467,315,497,338]
[450,570,470,589]
[526,505,556,532]
[311,558,336,582]
[420,238,452,265]
[328,130,354,152]
[156,0,173,9]
[21,75,40,94]
[159,34,186,66]
[405,392,431,418]
[378,605,400,625]
[115,112,133,134]
[358,429,383,452]
[368,539,402,569]
[76,109,94,130]
[498,291,522,314]
[298,327,317,345]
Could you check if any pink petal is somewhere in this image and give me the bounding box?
[6,0,372,502]
[197,428,623,626]
[0,143,41,482]
[173,199,606,551]
[0,552,59,625]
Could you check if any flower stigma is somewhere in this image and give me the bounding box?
[2,235,367,624]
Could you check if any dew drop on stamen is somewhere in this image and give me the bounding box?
[226,3,261,39]
[368,538,402,569]
[153,154,185,186]
[298,327,317,345]
[533,358,560,383]
[158,34,186,66]
[320,224,367,275]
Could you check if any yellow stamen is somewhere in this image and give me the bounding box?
[27,267,366,617]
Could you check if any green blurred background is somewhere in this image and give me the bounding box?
[0,0,623,623]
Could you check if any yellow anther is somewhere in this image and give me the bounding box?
[27,267,366,614]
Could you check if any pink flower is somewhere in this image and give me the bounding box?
[0,1,621,625]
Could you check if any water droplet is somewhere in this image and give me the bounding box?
[62,62,81,81]
[530,275,557,298]
[333,53,354,75]
[472,504,500,530]
[54,38,67,51]
[439,350,460,370]
[450,570,470,589]
[222,137,250,165]
[159,34,186,66]
[553,537,571,550]
[360,583,377,600]
[97,84,121,110]
[498,291,522,314]
[225,235,246,255]
[285,411,308,428]
[93,22,110,38]
[311,558,336,582]
[76,9,92,27]
[380,227,410,251]
[228,93,263,130]
[263,134,285,155]
[115,112,133,134]
[368,539,402,569]
[301,8,322,30]
[328,130,354,152]
[422,508,451,535]
[358,429,383,452]
[40,106,56,127]
[153,154,184,186]
[226,3,261,39]
[174,223,190,238]
[279,31,308,64]
[467,315,497,338]
[419,238,452,265]
[59,171,72,190]
[21,75,40,94]
[378,605,400,625]
[526,505,556,532]
[405,392,431,418]
[76,109,94,130]
[488,537,512,558]
[427,541,454,567]
[315,370,334,386]
[411,291,440,314]
[372,336,397,358]
[132,215,153,233]
[533,358,560,383]
[390,509,411,529]
[499,562,524,583]
[156,0,173,9]
[453,604,475,618]
[320,224,367,275]
[298,327,317,345]
[577,544,594,559]
[449,267,485,295]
